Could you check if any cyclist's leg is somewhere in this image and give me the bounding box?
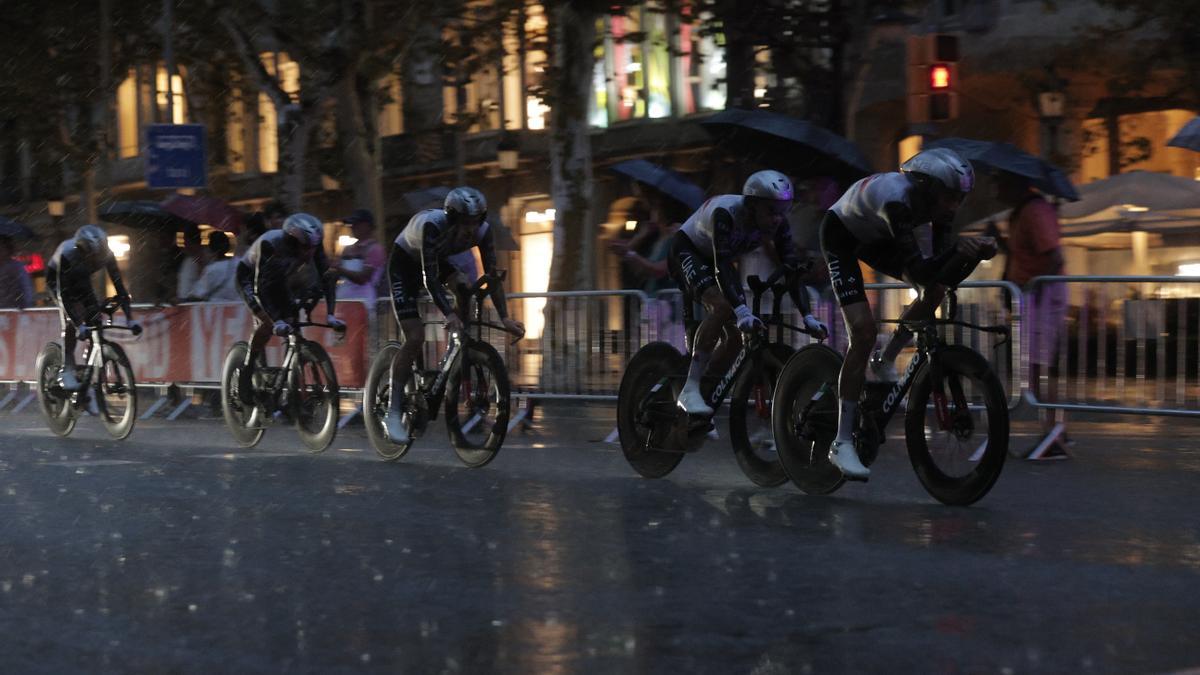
[666,236,699,353]
[669,232,723,414]
[236,265,272,402]
[384,248,425,441]
[821,212,872,478]
[876,282,946,373]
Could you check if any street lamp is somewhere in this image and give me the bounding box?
[1037,86,1066,162]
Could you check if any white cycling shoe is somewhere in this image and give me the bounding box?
[383,410,412,445]
[676,383,713,416]
[829,439,871,480]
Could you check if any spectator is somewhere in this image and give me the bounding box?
[190,232,240,302]
[335,208,386,307]
[0,235,33,309]
[989,170,1069,459]
[609,195,683,348]
[177,228,206,303]
[241,212,268,254]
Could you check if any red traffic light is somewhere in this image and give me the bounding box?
[930,64,951,90]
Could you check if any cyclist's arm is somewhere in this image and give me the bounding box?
[313,247,338,315]
[477,226,509,319]
[105,253,133,319]
[772,223,813,315]
[885,202,958,285]
[710,208,747,308]
[418,227,455,316]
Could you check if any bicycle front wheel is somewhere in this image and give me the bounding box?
[905,345,1008,506]
[36,342,76,437]
[729,343,793,487]
[97,343,137,440]
[445,342,511,468]
[294,340,340,453]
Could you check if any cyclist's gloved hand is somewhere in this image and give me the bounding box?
[444,312,464,335]
[502,317,526,339]
[127,320,143,337]
[326,315,346,332]
[75,325,92,342]
[272,320,294,337]
[958,236,997,261]
[734,304,763,332]
[803,314,828,340]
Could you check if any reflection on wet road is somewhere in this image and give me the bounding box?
[0,411,1198,673]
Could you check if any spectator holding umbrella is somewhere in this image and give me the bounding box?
[177,227,206,303]
[987,170,1070,459]
[0,235,34,309]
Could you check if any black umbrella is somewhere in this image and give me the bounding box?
[0,216,35,239]
[1168,116,1200,152]
[700,108,872,181]
[99,200,194,230]
[609,159,705,211]
[925,137,1080,201]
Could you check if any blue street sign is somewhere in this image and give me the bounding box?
[145,124,207,189]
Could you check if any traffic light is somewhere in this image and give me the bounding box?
[907,34,961,123]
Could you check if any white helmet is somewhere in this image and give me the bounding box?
[444,186,488,220]
[742,170,794,202]
[282,213,324,247]
[74,224,108,256]
[900,148,975,194]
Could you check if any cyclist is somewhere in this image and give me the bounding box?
[235,213,345,405]
[669,169,828,416]
[821,147,996,480]
[383,186,525,443]
[46,224,142,391]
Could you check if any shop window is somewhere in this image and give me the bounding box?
[1080,109,1200,183]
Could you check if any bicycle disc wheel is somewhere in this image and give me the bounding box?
[905,345,1009,506]
[616,342,688,479]
[221,342,265,448]
[35,342,76,437]
[97,343,137,440]
[294,341,340,453]
[771,344,846,495]
[445,342,511,468]
[363,342,418,462]
[729,343,793,487]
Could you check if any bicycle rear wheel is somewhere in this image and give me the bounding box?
[905,345,1008,506]
[771,344,846,495]
[363,342,419,461]
[294,340,340,453]
[729,343,793,487]
[97,343,137,440]
[445,342,511,468]
[616,342,688,479]
[221,342,265,448]
[36,342,76,437]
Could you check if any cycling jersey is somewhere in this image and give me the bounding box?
[236,229,336,323]
[822,172,959,305]
[46,239,130,326]
[389,209,508,320]
[674,194,805,311]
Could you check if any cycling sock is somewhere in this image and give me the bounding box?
[836,398,858,442]
[685,350,712,388]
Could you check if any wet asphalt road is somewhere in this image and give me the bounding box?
[1,405,1198,674]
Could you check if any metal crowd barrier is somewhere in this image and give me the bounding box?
[1025,275,1200,418]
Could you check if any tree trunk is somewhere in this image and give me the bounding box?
[716,1,756,110]
[336,72,384,232]
[276,104,311,212]
[402,19,446,134]
[546,1,597,292]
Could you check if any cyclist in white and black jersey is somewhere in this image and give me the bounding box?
[668,170,828,415]
[820,148,996,480]
[384,186,525,443]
